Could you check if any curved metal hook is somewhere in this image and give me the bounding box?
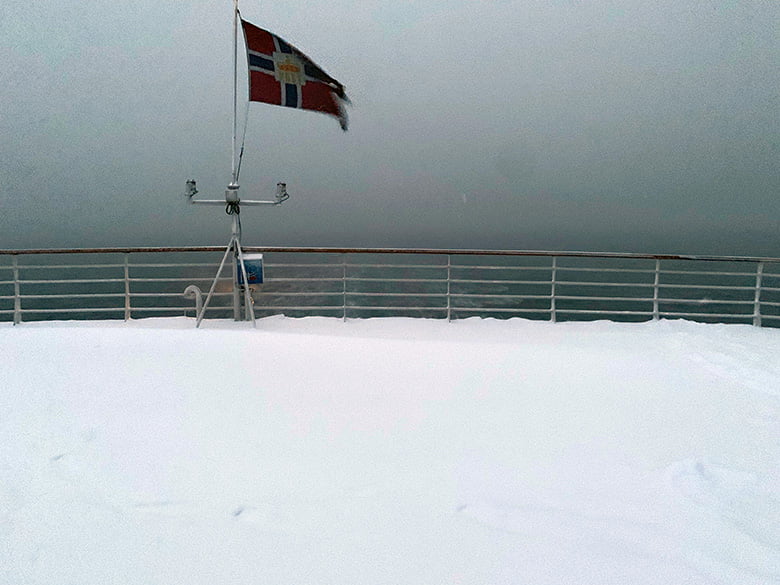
[183,285,203,318]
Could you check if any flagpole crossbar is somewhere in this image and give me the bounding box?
[184,181,289,207]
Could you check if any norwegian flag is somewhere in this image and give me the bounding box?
[241,19,349,130]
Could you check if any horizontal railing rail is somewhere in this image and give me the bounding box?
[1,247,779,327]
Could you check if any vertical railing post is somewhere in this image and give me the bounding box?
[12,255,21,325]
[753,262,764,327]
[123,253,131,321]
[652,259,660,320]
[446,254,451,322]
[550,256,557,323]
[342,254,347,322]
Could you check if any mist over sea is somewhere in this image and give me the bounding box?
[1,1,778,258]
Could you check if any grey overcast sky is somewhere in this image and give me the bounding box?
[1,0,778,255]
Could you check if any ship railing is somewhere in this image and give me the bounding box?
[1,247,779,327]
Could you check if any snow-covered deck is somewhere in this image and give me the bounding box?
[2,316,779,584]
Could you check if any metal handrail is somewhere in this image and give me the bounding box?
[654,298,756,305]
[657,283,756,291]
[2,246,779,327]
[4,245,780,263]
[552,281,655,288]
[658,269,759,277]
[553,267,653,274]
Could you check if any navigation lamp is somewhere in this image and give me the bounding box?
[275,182,290,204]
[185,179,198,197]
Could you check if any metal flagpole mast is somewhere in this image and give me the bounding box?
[230,0,241,320]
[231,0,239,187]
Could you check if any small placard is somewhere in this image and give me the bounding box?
[237,253,264,285]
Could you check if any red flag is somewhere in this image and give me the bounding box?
[241,19,349,130]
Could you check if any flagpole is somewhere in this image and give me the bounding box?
[230,0,241,320]
[231,0,239,186]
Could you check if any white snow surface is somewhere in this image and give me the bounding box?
[1,316,779,585]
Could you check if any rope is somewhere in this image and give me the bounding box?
[236,91,250,180]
